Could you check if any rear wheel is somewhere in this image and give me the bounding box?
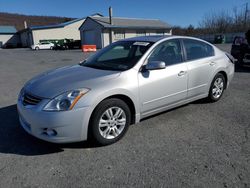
[89,98,131,145]
[35,47,39,50]
[208,73,226,102]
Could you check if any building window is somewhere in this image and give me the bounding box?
[114,30,125,41]
[136,31,146,36]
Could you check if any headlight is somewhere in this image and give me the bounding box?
[43,89,89,111]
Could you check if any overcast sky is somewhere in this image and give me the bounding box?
[0,0,249,27]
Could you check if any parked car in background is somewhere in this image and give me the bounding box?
[18,36,234,145]
[52,39,81,50]
[52,43,67,50]
[31,42,54,50]
[214,34,226,44]
[231,36,250,66]
[67,40,81,49]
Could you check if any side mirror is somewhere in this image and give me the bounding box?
[145,61,166,70]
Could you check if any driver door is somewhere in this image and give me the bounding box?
[138,39,188,116]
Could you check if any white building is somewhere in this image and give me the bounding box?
[0,26,20,48]
[79,16,172,49]
[19,18,84,47]
[19,14,103,47]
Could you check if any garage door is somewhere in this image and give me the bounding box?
[83,30,96,45]
[82,30,102,48]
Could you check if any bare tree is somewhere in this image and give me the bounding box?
[232,6,246,32]
[173,6,250,36]
[199,10,233,34]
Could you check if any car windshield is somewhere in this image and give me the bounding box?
[81,41,153,71]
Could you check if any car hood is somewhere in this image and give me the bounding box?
[24,65,121,98]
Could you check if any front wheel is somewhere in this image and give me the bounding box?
[89,98,131,145]
[208,73,226,102]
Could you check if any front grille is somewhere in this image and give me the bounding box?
[22,92,42,106]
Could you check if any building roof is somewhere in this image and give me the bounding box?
[29,13,103,31]
[88,16,171,29]
[30,18,85,30]
[0,26,17,34]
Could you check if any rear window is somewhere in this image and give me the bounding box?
[183,39,214,61]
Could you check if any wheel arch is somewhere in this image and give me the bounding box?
[87,94,137,140]
[105,94,136,125]
[217,71,228,89]
[90,94,136,125]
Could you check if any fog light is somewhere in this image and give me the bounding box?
[43,128,57,136]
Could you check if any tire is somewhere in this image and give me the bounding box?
[208,73,226,102]
[89,98,131,145]
[35,47,39,50]
[50,46,53,50]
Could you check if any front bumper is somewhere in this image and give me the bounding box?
[17,98,91,143]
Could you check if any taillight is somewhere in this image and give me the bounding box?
[225,53,235,64]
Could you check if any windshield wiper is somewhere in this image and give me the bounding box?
[82,62,122,71]
[82,64,103,69]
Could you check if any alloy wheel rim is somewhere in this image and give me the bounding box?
[98,107,126,139]
[212,77,224,99]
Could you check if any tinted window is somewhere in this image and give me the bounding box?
[148,39,183,66]
[183,39,214,61]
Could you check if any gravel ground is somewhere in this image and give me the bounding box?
[0,47,249,188]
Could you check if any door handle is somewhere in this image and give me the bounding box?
[209,61,216,66]
[178,71,187,76]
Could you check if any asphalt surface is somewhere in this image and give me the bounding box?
[0,47,250,188]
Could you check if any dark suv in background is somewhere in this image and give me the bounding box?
[231,31,250,66]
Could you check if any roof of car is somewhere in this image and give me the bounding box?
[122,35,216,45]
[122,35,173,42]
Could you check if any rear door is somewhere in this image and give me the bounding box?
[182,39,217,98]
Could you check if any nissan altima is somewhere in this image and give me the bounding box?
[17,36,234,145]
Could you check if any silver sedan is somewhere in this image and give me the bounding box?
[17,36,234,145]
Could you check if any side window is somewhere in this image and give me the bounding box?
[183,39,214,61]
[148,39,183,66]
